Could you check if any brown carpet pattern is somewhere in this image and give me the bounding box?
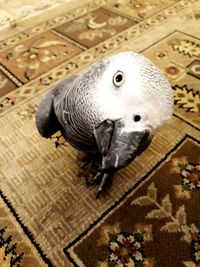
[0,0,199,266]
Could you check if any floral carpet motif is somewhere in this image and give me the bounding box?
[55,7,137,48]
[67,137,200,267]
[0,0,199,266]
[0,31,83,83]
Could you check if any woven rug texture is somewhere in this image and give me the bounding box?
[0,0,200,266]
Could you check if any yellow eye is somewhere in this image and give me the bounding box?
[112,71,124,87]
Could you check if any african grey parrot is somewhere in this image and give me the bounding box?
[36,51,173,198]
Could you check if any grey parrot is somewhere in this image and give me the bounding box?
[36,51,173,198]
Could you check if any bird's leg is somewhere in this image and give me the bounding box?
[92,171,104,185]
[96,172,111,199]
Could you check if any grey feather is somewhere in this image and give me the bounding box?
[36,51,173,197]
[36,59,109,152]
[36,76,76,138]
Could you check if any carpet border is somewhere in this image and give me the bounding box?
[0,189,53,267]
[64,133,200,266]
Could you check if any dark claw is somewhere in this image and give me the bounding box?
[96,188,103,199]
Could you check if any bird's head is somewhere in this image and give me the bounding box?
[92,51,174,170]
[95,51,173,133]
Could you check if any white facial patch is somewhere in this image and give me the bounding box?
[95,53,144,120]
[93,51,173,132]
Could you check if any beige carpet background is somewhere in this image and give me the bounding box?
[0,0,200,266]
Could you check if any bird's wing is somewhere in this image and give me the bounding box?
[35,76,76,138]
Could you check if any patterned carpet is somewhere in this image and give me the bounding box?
[0,0,200,266]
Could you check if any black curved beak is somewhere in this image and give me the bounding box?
[94,119,152,172]
[93,119,152,198]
